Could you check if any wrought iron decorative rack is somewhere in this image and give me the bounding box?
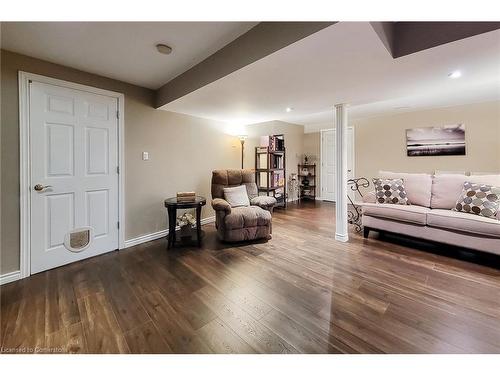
[347,177,370,232]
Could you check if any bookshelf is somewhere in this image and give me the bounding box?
[255,134,286,208]
[298,164,316,201]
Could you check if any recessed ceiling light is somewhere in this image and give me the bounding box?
[156,44,173,55]
[448,70,462,79]
[286,107,293,112]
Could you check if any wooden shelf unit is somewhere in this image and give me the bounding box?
[255,134,287,208]
[298,164,316,201]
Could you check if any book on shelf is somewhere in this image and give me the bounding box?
[271,154,283,169]
[260,135,285,152]
[274,188,285,201]
[257,153,284,169]
[276,137,284,151]
[274,171,284,187]
[258,170,285,189]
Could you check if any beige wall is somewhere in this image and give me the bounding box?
[243,120,304,199]
[305,101,500,191]
[353,102,500,179]
[0,50,239,274]
[303,132,320,162]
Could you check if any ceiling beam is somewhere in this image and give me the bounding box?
[155,22,335,108]
[369,22,395,56]
[371,22,500,58]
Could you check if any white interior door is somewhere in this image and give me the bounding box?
[321,130,336,201]
[321,128,355,202]
[346,128,355,185]
[30,81,119,274]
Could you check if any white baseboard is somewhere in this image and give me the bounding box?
[201,216,217,226]
[123,216,215,249]
[0,270,21,285]
[123,229,169,248]
[335,233,349,242]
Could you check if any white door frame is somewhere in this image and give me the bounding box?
[319,127,355,201]
[18,71,126,279]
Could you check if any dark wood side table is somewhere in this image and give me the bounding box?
[164,196,206,249]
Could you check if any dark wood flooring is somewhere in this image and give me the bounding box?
[2,201,500,353]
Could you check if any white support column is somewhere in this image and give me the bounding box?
[334,104,349,242]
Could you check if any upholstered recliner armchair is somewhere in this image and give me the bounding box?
[211,169,276,242]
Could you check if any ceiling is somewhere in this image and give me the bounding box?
[2,22,498,127]
[160,22,500,127]
[1,22,256,89]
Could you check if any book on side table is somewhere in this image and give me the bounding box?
[177,191,196,202]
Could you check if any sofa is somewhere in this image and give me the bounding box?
[211,169,277,242]
[360,171,500,256]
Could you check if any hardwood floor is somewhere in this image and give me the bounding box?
[2,201,500,354]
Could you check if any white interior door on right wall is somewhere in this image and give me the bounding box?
[321,128,355,202]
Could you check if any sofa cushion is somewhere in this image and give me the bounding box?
[373,178,410,205]
[427,209,500,238]
[224,206,271,230]
[453,182,500,219]
[223,185,250,207]
[379,171,432,207]
[362,203,430,225]
[361,191,376,204]
[431,173,500,209]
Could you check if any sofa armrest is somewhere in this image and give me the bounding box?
[212,198,231,214]
[251,196,277,209]
[362,191,376,204]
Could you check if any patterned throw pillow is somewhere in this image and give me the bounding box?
[373,178,410,205]
[453,182,500,219]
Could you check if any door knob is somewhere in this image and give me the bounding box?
[34,184,52,191]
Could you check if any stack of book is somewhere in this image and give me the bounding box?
[177,192,196,202]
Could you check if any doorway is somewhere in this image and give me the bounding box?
[19,72,125,276]
[320,128,355,202]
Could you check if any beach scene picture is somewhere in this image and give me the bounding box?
[406,124,466,156]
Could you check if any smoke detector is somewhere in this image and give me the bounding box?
[156,44,173,55]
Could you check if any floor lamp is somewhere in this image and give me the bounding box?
[238,135,247,169]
